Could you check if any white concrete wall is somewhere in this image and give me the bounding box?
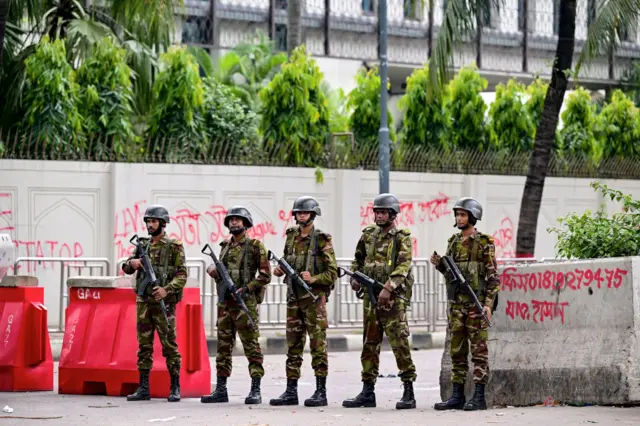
[2,160,639,329]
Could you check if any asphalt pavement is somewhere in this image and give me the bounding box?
[2,348,640,425]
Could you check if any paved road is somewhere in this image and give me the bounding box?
[2,349,639,425]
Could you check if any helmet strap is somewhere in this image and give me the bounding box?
[295,212,315,227]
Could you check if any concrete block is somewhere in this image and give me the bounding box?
[0,275,39,287]
[67,276,134,288]
[0,233,14,281]
[440,256,640,407]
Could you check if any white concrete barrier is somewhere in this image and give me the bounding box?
[439,256,640,406]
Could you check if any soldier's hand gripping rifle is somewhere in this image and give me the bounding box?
[438,252,492,327]
[338,267,409,307]
[267,250,318,301]
[201,243,256,329]
[129,234,170,325]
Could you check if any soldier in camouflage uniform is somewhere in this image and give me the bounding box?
[269,196,338,408]
[342,193,417,410]
[200,206,272,405]
[122,204,187,403]
[431,197,500,411]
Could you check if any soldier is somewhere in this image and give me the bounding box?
[121,204,187,402]
[269,196,338,407]
[431,197,500,411]
[342,193,417,410]
[200,206,272,405]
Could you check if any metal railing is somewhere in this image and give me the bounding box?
[11,255,539,335]
[12,257,111,331]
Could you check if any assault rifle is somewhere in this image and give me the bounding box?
[438,252,492,327]
[338,267,409,307]
[129,234,169,324]
[201,243,255,329]
[267,251,318,301]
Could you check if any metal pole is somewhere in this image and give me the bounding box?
[378,0,390,194]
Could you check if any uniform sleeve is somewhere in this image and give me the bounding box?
[351,235,366,273]
[248,241,272,292]
[121,246,140,275]
[311,233,338,286]
[388,232,413,291]
[435,236,454,274]
[482,237,500,308]
[165,241,188,295]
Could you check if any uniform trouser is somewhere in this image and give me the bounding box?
[285,294,329,379]
[449,302,489,384]
[136,301,181,376]
[215,298,264,378]
[360,297,417,384]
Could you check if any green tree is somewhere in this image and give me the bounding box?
[488,79,535,152]
[147,46,207,160]
[558,87,599,159]
[20,36,84,157]
[259,45,330,167]
[443,64,487,150]
[211,31,288,111]
[398,64,448,149]
[347,66,396,150]
[548,181,640,259]
[525,77,549,138]
[594,89,640,159]
[75,36,137,159]
[203,77,258,146]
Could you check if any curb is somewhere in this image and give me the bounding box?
[50,331,445,362]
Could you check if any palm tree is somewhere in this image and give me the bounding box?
[287,0,302,54]
[0,0,181,128]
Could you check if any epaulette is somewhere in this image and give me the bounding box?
[362,224,377,234]
[285,226,297,235]
[171,239,183,247]
[219,239,230,247]
[477,232,495,245]
[397,228,411,236]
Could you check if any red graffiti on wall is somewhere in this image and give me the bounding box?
[115,202,280,256]
[505,299,569,325]
[501,266,628,293]
[360,193,451,227]
[493,217,515,259]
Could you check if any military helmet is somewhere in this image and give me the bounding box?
[373,193,401,214]
[224,205,254,228]
[291,196,322,216]
[143,204,170,224]
[453,197,483,221]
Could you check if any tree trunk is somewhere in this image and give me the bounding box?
[0,0,9,71]
[287,0,302,54]
[515,0,576,258]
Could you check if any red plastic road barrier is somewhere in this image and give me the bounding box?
[58,276,210,398]
[0,275,54,392]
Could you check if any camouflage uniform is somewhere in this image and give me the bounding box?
[200,205,271,405]
[342,193,417,410]
[122,204,187,403]
[434,197,500,411]
[270,196,338,408]
[214,235,270,378]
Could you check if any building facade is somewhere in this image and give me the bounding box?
[176,0,640,94]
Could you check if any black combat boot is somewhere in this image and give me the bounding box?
[201,376,228,403]
[168,374,180,402]
[434,382,466,410]
[342,383,376,408]
[463,383,487,411]
[127,369,151,401]
[304,376,328,407]
[245,376,262,404]
[269,378,299,406]
[396,381,416,409]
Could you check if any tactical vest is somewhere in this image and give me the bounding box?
[284,227,332,299]
[362,226,414,302]
[446,233,487,304]
[219,238,265,304]
[135,238,182,303]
